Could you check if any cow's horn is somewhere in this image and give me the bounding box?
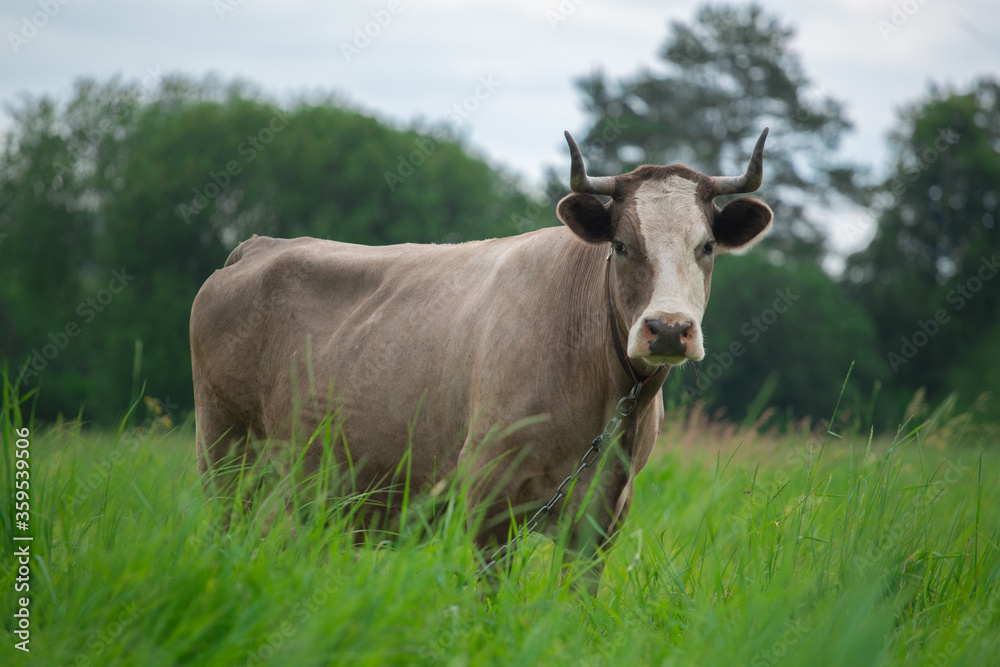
[710,127,768,197]
[565,131,616,197]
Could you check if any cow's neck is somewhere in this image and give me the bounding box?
[563,234,669,411]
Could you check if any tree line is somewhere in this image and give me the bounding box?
[0,77,549,424]
[1,4,998,430]
[557,4,1000,428]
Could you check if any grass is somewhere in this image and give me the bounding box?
[1,381,999,666]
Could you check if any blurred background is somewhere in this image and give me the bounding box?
[1,0,998,431]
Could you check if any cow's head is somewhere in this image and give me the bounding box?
[557,129,772,375]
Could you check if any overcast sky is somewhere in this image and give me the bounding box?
[2,0,999,255]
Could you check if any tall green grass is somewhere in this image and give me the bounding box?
[1,372,998,666]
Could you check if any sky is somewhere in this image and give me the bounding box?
[2,0,999,257]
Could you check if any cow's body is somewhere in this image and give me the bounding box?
[191,129,773,584]
[191,227,665,548]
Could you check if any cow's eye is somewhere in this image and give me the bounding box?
[614,240,627,256]
[702,240,715,257]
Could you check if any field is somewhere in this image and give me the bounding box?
[2,385,999,667]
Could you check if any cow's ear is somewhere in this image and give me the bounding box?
[712,197,773,254]
[557,193,615,244]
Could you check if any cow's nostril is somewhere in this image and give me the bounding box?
[646,319,672,336]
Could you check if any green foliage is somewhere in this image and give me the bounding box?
[847,76,1000,421]
[678,252,887,425]
[556,3,1000,427]
[0,75,553,424]
[551,2,896,427]
[1,6,997,430]
[558,2,860,261]
[1,379,998,665]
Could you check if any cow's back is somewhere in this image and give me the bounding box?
[190,229,595,490]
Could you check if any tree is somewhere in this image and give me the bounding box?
[846,77,1000,420]
[674,252,886,426]
[550,3,884,424]
[555,3,860,262]
[0,78,137,416]
[0,75,555,424]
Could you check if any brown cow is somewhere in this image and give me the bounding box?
[190,129,772,587]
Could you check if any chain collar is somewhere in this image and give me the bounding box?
[478,380,642,574]
[477,245,654,574]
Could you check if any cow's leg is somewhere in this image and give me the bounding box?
[568,398,663,594]
[459,428,539,584]
[468,479,528,579]
[462,427,623,592]
[569,476,639,595]
[194,376,258,530]
[562,452,632,595]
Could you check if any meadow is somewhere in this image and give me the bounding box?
[1,383,998,667]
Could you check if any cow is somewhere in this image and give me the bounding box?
[189,128,772,589]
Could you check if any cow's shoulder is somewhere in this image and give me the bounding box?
[224,235,330,268]
[219,236,355,286]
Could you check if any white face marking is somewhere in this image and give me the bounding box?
[626,175,709,362]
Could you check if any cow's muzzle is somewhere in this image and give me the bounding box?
[640,312,701,363]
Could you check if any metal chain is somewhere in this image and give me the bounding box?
[478,380,643,574]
